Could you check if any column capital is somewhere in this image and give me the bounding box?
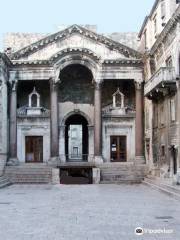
[52,66,61,83]
[9,79,18,92]
[93,80,103,90]
[134,81,143,90]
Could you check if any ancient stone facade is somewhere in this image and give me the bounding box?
[0,24,146,182]
[139,0,180,183]
[0,0,179,184]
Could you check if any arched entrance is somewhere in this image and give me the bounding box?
[65,114,88,162]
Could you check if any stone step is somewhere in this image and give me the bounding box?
[0,176,11,189]
[5,168,51,173]
[100,179,142,184]
[143,178,180,201]
[99,164,147,183]
[5,166,52,184]
[10,179,51,183]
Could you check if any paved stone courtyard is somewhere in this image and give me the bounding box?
[0,184,180,240]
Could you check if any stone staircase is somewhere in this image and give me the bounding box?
[5,164,52,184]
[143,176,180,200]
[0,175,11,188]
[99,163,147,184]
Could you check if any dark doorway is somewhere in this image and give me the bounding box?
[65,114,88,161]
[60,167,92,184]
[171,146,177,175]
[25,136,43,162]
[110,136,127,162]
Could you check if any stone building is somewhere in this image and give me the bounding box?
[139,0,180,182]
[0,0,179,185]
[0,24,147,184]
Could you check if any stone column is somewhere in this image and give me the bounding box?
[135,81,145,163]
[49,79,59,164]
[8,80,19,165]
[0,80,8,174]
[94,81,103,163]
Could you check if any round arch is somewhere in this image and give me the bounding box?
[51,48,101,80]
[61,110,92,126]
[64,113,89,161]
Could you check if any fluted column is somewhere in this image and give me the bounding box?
[8,80,19,165]
[50,79,59,161]
[135,81,145,163]
[94,81,103,163]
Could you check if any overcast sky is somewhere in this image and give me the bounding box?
[0,0,155,51]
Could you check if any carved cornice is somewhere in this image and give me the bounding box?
[11,57,143,67]
[103,58,143,66]
[150,5,180,55]
[10,25,142,60]
[12,60,49,66]
[50,48,101,64]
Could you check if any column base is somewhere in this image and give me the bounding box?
[47,157,59,167]
[7,158,19,166]
[94,156,104,164]
[135,156,146,164]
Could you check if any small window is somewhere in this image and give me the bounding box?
[161,145,165,157]
[161,0,166,19]
[160,104,165,126]
[166,56,173,67]
[145,108,150,129]
[144,29,147,49]
[153,15,157,35]
[170,98,176,121]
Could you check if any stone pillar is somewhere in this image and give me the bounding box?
[8,80,19,165]
[94,81,103,163]
[135,81,145,163]
[49,80,59,164]
[0,81,8,174]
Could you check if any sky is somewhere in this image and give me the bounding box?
[0,0,155,51]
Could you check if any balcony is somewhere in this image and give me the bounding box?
[145,67,176,99]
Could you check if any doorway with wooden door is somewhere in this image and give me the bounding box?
[25,136,43,163]
[110,136,127,162]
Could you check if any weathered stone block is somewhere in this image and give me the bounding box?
[52,168,60,184]
[92,168,100,184]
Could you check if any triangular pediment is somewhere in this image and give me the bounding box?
[10,25,141,62]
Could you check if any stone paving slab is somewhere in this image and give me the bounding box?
[0,184,180,240]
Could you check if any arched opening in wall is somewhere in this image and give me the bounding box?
[65,114,88,162]
[59,64,94,104]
